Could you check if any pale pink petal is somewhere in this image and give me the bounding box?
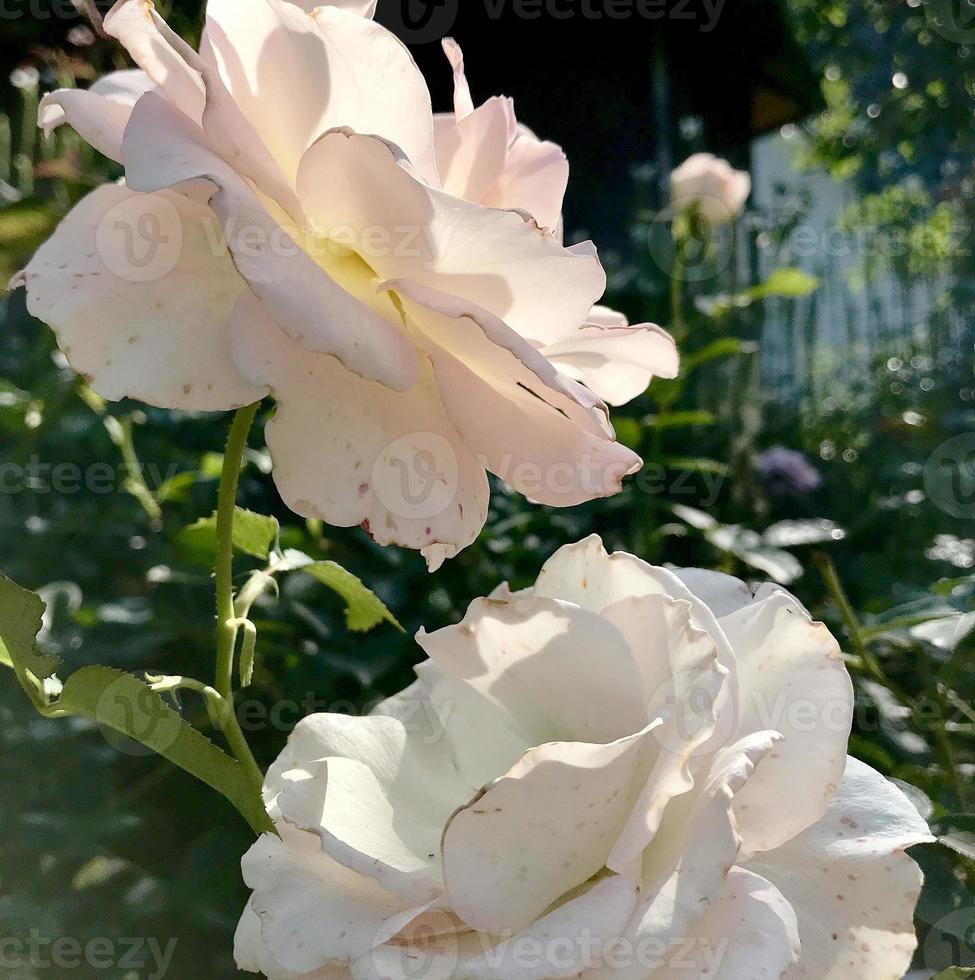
[287,0,377,12]
[673,567,755,618]
[415,591,652,746]
[295,129,605,347]
[235,899,352,978]
[541,312,679,407]
[38,89,133,162]
[38,69,155,163]
[463,876,639,980]
[441,37,475,119]
[434,98,511,204]
[103,0,205,122]
[481,130,569,233]
[578,732,782,980]
[748,757,932,980]
[600,594,728,876]
[410,660,530,792]
[268,710,470,903]
[390,283,642,508]
[533,538,734,665]
[720,591,854,856]
[14,183,265,410]
[648,869,800,980]
[240,826,413,974]
[441,723,660,933]
[203,0,437,185]
[122,92,418,390]
[228,292,488,569]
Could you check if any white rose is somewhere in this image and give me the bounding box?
[670,153,751,227]
[236,535,931,980]
[13,0,678,568]
[433,37,678,407]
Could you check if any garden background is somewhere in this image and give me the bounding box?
[1,0,974,976]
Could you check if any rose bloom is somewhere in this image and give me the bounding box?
[669,153,751,227]
[236,535,930,980]
[13,0,678,569]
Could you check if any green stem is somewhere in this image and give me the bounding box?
[814,552,871,664]
[814,553,969,807]
[114,417,162,522]
[212,403,263,784]
[670,240,686,341]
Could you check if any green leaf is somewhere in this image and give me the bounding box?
[644,410,716,430]
[931,969,975,980]
[747,267,821,300]
[661,456,730,476]
[935,814,975,861]
[285,553,402,633]
[0,575,58,705]
[681,338,749,372]
[0,574,273,835]
[177,508,279,562]
[155,470,197,504]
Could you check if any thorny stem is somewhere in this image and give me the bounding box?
[213,403,264,788]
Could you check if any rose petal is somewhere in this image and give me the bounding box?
[481,128,569,233]
[541,315,679,407]
[672,568,754,618]
[748,756,932,980]
[103,0,205,122]
[228,292,488,569]
[38,70,154,162]
[411,660,530,792]
[235,898,353,978]
[600,594,728,876]
[463,875,639,980]
[720,590,854,856]
[14,183,265,410]
[415,591,651,745]
[533,536,737,681]
[648,868,799,980]
[203,0,436,184]
[441,723,660,933]
[122,92,419,391]
[391,284,642,508]
[270,711,470,903]
[435,98,512,204]
[240,826,415,973]
[295,129,605,347]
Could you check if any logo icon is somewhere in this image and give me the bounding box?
[379,0,459,44]
[372,432,460,522]
[924,433,975,518]
[646,195,737,284]
[925,0,975,43]
[96,194,183,283]
[920,908,975,971]
[96,674,184,757]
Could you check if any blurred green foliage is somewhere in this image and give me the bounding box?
[0,0,973,976]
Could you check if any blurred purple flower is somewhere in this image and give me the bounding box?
[757,446,823,495]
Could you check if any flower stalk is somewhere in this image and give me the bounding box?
[213,402,264,789]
